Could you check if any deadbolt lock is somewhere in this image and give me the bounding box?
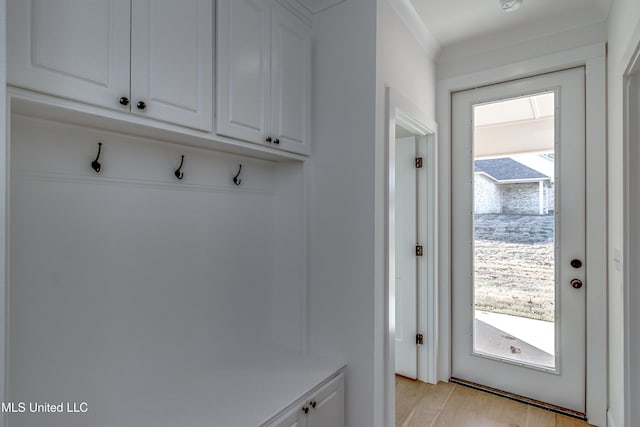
[570,259,583,269]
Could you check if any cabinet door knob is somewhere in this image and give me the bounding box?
[302,406,309,414]
[119,97,130,106]
[310,401,316,409]
[273,138,280,145]
[136,101,147,110]
[266,137,272,143]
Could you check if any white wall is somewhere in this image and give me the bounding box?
[377,0,436,118]
[307,1,435,425]
[438,22,607,80]
[374,1,436,425]
[7,115,305,427]
[606,1,640,425]
[306,1,377,427]
[0,1,6,426]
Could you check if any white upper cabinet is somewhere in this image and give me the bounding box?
[7,0,213,132]
[270,2,311,154]
[7,0,131,109]
[216,0,271,144]
[130,0,212,130]
[217,0,311,155]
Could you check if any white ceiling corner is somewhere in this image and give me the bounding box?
[293,0,348,14]
[388,0,441,58]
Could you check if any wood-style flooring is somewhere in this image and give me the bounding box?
[396,376,595,427]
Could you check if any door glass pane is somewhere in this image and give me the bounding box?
[472,92,557,370]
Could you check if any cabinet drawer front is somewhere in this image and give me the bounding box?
[130,0,213,131]
[7,0,131,110]
[216,0,271,144]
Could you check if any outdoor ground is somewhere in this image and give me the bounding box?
[474,214,555,322]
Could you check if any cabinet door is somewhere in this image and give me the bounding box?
[266,406,307,427]
[216,0,271,144]
[131,0,213,131]
[308,374,344,427]
[270,2,311,155]
[7,0,131,110]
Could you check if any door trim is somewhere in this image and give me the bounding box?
[384,87,438,427]
[436,43,607,426]
[622,20,640,427]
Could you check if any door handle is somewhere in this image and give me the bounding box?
[570,278,583,289]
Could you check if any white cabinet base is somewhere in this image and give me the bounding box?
[266,374,345,427]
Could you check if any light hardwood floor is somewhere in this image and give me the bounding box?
[396,376,595,427]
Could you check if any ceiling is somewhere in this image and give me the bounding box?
[474,93,554,127]
[411,0,612,47]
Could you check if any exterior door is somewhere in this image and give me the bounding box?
[451,68,586,413]
[395,136,418,379]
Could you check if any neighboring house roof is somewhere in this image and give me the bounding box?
[474,157,550,182]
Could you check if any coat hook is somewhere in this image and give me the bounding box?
[174,155,185,180]
[91,142,102,173]
[233,164,243,186]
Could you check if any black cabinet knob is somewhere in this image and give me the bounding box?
[136,101,147,110]
[119,97,129,106]
[302,406,309,414]
[273,138,280,145]
[266,137,272,143]
[310,401,316,409]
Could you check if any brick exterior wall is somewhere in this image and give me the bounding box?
[474,173,502,214]
[474,173,554,215]
[501,182,542,214]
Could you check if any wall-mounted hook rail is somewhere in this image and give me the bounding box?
[233,164,243,186]
[174,155,185,180]
[91,142,103,173]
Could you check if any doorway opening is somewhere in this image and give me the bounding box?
[385,89,437,427]
[394,124,428,379]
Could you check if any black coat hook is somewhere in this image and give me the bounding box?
[174,155,185,180]
[91,142,102,173]
[233,164,243,186]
